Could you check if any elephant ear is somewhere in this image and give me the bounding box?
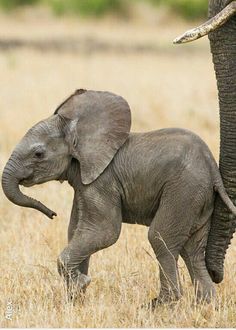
[55,89,131,184]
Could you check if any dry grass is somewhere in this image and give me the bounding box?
[0,10,236,328]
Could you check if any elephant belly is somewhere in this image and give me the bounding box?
[122,214,154,226]
[120,185,163,227]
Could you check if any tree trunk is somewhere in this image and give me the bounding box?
[206,0,236,283]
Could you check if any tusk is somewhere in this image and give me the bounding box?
[173,1,236,44]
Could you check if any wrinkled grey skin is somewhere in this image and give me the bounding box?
[2,89,236,306]
[205,0,236,284]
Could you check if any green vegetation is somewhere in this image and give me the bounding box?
[0,0,208,19]
[155,0,208,20]
[0,0,38,10]
[44,0,126,17]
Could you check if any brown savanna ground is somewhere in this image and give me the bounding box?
[0,7,236,328]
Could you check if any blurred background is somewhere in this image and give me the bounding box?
[0,0,218,157]
[2,1,235,328]
[0,0,208,19]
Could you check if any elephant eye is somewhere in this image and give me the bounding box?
[35,151,44,159]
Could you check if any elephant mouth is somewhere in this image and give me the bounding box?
[19,174,34,187]
[20,175,57,187]
[20,180,34,187]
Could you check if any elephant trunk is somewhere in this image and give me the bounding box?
[2,156,56,219]
[205,0,236,283]
[173,0,236,284]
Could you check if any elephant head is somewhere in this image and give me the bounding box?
[174,1,236,283]
[2,90,131,219]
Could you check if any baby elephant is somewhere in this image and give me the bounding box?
[2,89,236,306]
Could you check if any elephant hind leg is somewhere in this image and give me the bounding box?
[148,190,201,306]
[180,213,216,303]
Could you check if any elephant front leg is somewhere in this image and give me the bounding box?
[58,194,122,301]
[58,225,121,300]
[67,195,91,279]
[57,247,91,301]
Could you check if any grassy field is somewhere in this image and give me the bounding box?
[0,10,236,328]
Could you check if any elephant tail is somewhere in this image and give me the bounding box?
[208,152,236,215]
[214,181,236,216]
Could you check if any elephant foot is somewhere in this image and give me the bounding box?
[142,294,181,310]
[57,253,91,302]
[64,271,91,304]
[195,290,216,305]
